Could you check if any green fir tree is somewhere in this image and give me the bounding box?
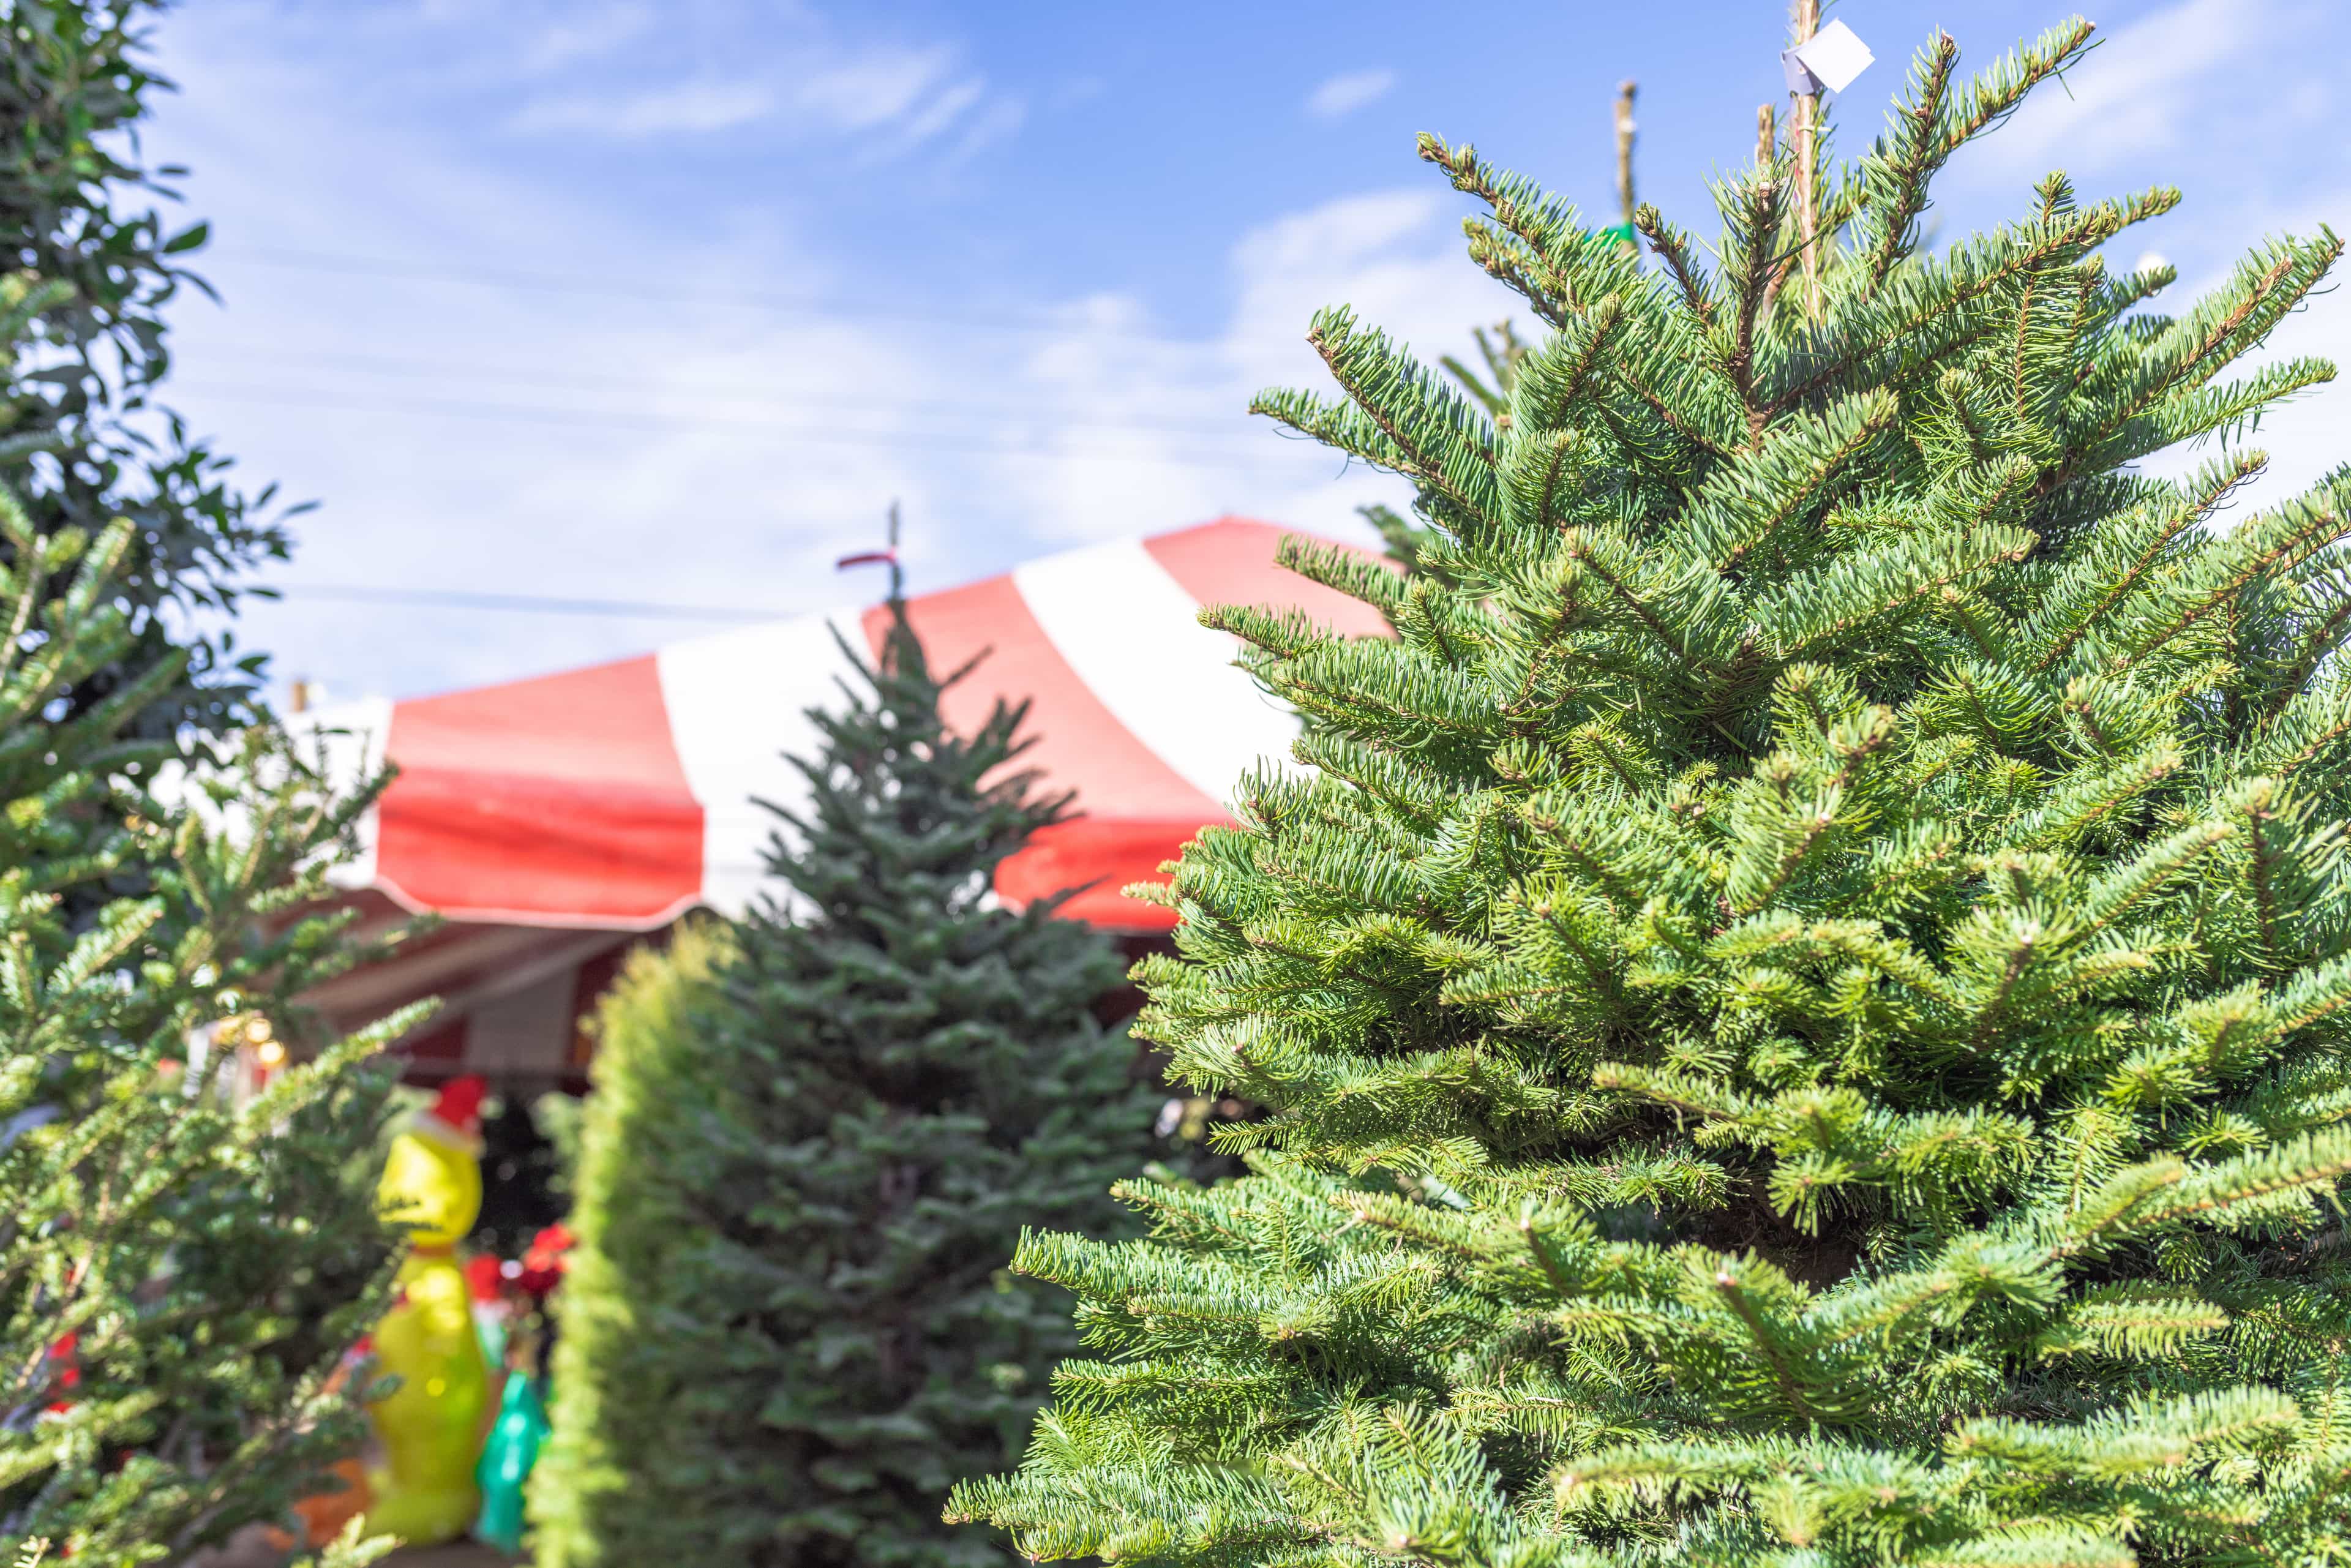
[0,274,414,1566]
[530,920,738,1566]
[953,17,2351,1568]
[532,598,1163,1568]
[1373,319,1534,582]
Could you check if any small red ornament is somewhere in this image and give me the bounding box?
[515,1223,575,1297]
[465,1253,505,1304]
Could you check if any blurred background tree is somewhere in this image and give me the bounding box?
[0,0,294,748]
[0,272,408,1568]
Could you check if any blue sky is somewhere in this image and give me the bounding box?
[144,0,2351,701]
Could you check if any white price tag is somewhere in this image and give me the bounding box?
[1781,17,1875,94]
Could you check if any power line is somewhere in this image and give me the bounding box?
[187,383,1327,468]
[191,346,1259,438]
[269,583,784,622]
[227,247,1224,350]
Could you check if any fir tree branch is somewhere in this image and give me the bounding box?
[1680,389,1899,572]
[1509,296,1628,440]
[1723,167,1791,443]
[1458,220,1573,331]
[1930,17,2099,160]
[1553,530,1712,677]
[1770,188,2180,419]
[2033,450,2268,672]
[1635,206,1715,331]
[1710,1269,1826,1425]
[2259,589,2351,721]
[1861,32,1962,290]
[2105,496,2351,675]
[2232,780,2306,971]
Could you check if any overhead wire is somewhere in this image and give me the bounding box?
[195,247,1336,618]
[189,345,1262,439]
[179,246,1334,464]
[185,382,1325,467]
[266,583,785,622]
[225,247,1219,350]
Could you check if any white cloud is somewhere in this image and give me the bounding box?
[943,97,1027,167]
[497,34,1021,159]
[1305,68,1397,122]
[1984,0,2316,178]
[508,78,776,137]
[1229,191,1436,281]
[135,9,1513,702]
[994,187,1513,555]
[789,46,958,133]
[517,4,653,75]
[160,171,1505,699]
[895,76,984,147]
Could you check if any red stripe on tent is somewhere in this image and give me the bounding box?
[998,818,1203,932]
[377,656,704,924]
[1145,516,1396,641]
[863,575,1219,924]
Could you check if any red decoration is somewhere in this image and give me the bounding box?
[42,1330,79,1414]
[515,1223,574,1297]
[428,1075,488,1138]
[465,1254,504,1304]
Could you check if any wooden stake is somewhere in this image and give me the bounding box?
[1613,79,1638,253]
[1790,0,1821,322]
[1757,103,1791,317]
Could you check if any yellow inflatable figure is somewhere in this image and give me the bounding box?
[362,1076,493,1546]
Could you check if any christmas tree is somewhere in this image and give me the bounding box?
[951,16,2351,1567]
[0,272,413,1566]
[533,596,1163,1568]
[528,920,735,1566]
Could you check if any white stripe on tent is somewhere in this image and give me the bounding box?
[1011,538,1303,809]
[285,696,395,893]
[656,609,867,918]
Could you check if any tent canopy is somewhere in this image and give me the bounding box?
[290,519,1387,1079]
[305,517,1384,932]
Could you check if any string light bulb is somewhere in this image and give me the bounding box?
[254,1038,287,1069]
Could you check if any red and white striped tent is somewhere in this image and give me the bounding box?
[290,517,1385,1084]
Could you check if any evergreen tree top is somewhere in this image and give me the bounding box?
[954,17,2351,1568]
[536,598,1158,1568]
[754,596,1071,940]
[731,593,1141,1131]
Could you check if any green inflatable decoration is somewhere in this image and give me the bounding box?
[474,1370,549,1553]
